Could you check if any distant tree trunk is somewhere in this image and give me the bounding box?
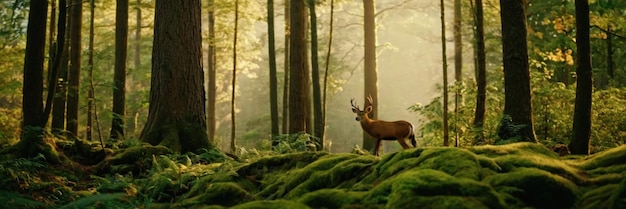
[606,26,613,81]
[570,0,592,155]
[127,0,141,136]
[47,0,57,83]
[281,0,290,134]
[309,0,323,149]
[289,0,310,134]
[440,0,450,146]
[110,0,128,140]
[18,0,60,163]
[66,0,83,138]
[453,0,462,147]
[207,0,217,144]
[51,0,69,135]
[140,0,210,153]
[86,0,96,141]
[499,0,537,143]
[231,0,239,153]
[323,0,335,151]
[268,0,279,139]
[471,0,487,145]
[362,0,378,153]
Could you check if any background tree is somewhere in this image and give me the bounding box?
[140,0,210,153]
[51,0,69,135]
[66,0,83,138]
[453,0,462,147]
[322,0,335,151]
[281,0,290,134]
[267,0,279,140]
[110,0,129,140]
[570,0,592,155]
[471,0,487,145]
[289,0,310,134]
[362,0,378,152]
[440,0,450,146]
[309,0,324,149]
[499,0,537,143]
[86,0,95,141]
[231,0,239,153]
[207,0,217,144]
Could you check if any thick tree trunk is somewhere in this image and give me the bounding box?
[140,0,210,153]
[288,0,310,134]
[570,0,592,155]
[500,0,537,143]
[362,0,378,153]
[111,0,129,139]
[268,0,279,139]
[66,0,83,138]
[51,0,70,135]
[472,0,487,145]
[309,0,323,149]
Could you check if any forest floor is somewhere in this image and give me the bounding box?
[1,140,625,209]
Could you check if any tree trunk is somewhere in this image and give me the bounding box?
[472,0,487,145]
[86,0,96,141]
[440,0,450,146]
[499,0,537,143]
[322,0,335,152]
[453,0,462,147]
[281,0,290,134]
[207,0,217,144]
[570,0,592,155]
[127,0,141,137]
[231,0,239,153]
[18,0,60,163]
[309,0,323,149]
[140,0,210,153]
[268,0,279,139]
[66,0,83,138]
[288,0,310,134]
[51,0,70,135]
[110,0,128,139]
[362,0,378,153]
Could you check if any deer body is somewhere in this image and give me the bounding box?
[351,96,417,156]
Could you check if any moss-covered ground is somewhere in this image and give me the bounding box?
[2,142,626,208]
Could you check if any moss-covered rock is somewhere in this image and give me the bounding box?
[230,200,311,209]
[298,188,365,208]
[483,167,581,208]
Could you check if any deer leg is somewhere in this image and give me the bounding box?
[374,139,382,156]
[398,138,411,149]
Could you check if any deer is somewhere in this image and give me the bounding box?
[351,95,417,156]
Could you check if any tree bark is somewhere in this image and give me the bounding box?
[440,0,450,146]
[140,0,210,153]
[231,0,239,153]
[207,0,217,144]
[453,0,462,147]
[309,0,323,149]
[281,0,290,134]
[110,0,129,139]
[268,0,279,139]
[288,0,310,134]
[499,0,537,143]
[472,0,487,145]
[66,0,83,138]
[51,0,69,135]
[362,0,378,152]
[570,0,592,155]
[86,0,95,141]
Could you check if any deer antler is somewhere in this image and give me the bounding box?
[366,95,374,106]
[350,98,360,110]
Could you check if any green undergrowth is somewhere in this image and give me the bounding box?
[4,142,626,208]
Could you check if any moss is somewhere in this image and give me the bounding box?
[230,200,311,209]
[179,182,255,207]
[577,145,626,170]
[388,195,492,209]
[577,184,618,209]
[298,189,365,208]
[493,154,586,184]
[483,167,581,208]
[609,175,626,209]
[364,169,506,209]
[468,142,559,158]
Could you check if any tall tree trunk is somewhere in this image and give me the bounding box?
[140,0,210,153]
[289,0,310,134]
[51,0,69,135]
[86,0,96,141]
[127,0,141,136]
[309,0,323,149]
[322,0,335,151]
[231,0,239,153]
[268,0,279,139]
[66,0,83,138]
[18,0,60,163]
[362,0,378,153]
[110,0,129,139]
[471,0,486,145]
[453,0,462,147]
[47,0,57,85]
[207,0,217,144]
[440,0,450,146]
[281,0,290,134]
[499,0,537,143]
[570,0,592,155]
